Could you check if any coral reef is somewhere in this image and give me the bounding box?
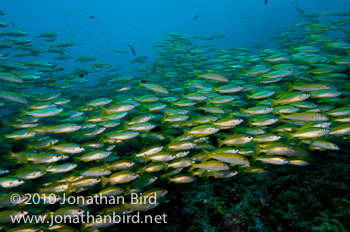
[127,149,350,232]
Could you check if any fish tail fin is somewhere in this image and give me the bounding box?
[20,109,27,117]
[297,139,308,146]
[203,170,212,178]
[8,150,26,163]
[101,107,108,116]
[277,112,285,121]
[163,163,169,170]
[98,136,107,144]
[285,132,294,141]
[101,176,109,188]
[271,99,277,107]
[143,154,150,163]
[6,150,15,159]
[178,122,185,128]
[239,107,246,114]
[48,143,54,151]
[328,56,335,63]
[101,163,110,172]
[165,176,172,184]
[254,144,261,155]
[123,122,129,130]
[287,81,295,92]
[159,173,167,180]
[188,164,197,172]
[298,122,313,130]
[136,82,143,89]
[24,143,33,151]
[160,117,166,125]
[202,149,212,161]
[163,110,169,117]
[217,138,225,148]
[183,130,190,137]
[246,94,251,100]
[39,165,47,173]
[248,118,254,127]
[328,116,335,124]
[64,183,72,196]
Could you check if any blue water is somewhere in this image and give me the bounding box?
[2,0,348,75]
[1,1,350,231]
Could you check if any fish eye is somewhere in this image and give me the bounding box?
[20,211,25,214]
[132,173,137,176]
[248,136,253,139]
[77,209,84,213]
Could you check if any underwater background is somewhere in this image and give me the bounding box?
[0,0,349,231]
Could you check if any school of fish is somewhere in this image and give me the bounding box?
[0,8,350,231]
